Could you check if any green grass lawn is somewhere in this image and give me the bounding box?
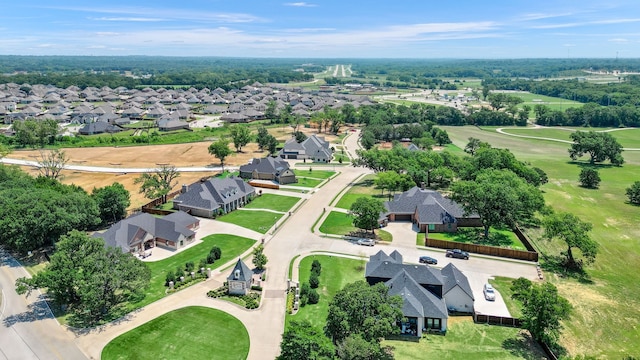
[489,277,523,318]
[218,210,283,234]
[333,153,351,163]
[608,128,640,148]
[385,318,546,360]
[426,227,526,250]
[102,306,249,360]
[133,234,255,309]
[243,193,299,212]
[334,174,385,209]
[318,211,357,235]
[287,177,324,188]
[292,169,335,179]
[157,201,175,211]
[286,255,366,330]
[443,125,640,358]
[500,127,574,141]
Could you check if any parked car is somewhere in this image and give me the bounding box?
[419,255,438,265]
[357,238,375,246]
[446,249,469,260]
[483,283,496,301]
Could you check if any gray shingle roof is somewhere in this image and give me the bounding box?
[239,156,290,175]
[384,187,477,223]
[95,212,196,253]
[441,263,475,301]
[227,258,253,282]
[366,258,444,287]
[385,270,448,318]
[173,176,255,211]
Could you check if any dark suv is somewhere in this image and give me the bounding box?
[446,249,469,260]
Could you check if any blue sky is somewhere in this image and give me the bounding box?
[2,0,640,58]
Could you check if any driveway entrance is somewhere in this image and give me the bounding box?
[383,221,419,248]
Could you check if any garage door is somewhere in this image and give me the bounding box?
[394,214,412,221]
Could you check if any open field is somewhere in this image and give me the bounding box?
[443,125,640,358]
[102,306,249,360]
[384,317,546,359]
[285,255,365,330]
[136,234,255,309]
[500,126,640,148]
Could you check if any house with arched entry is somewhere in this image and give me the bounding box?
[94,211,199,255]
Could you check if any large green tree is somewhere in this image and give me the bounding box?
[349,197,385,234]
[543,211,598,268]
[451,169,545,238]
[134,164,180,204]
[278,320,335,360]
[12,118,59,148]
[325,281,403,344]
[510,278,572,344]
[626,181,640,205]
[208,138,233,172]
[0,170,100,251]
[16,230,151,326]
[91,182,131,225]
[229,125,252,152]
[579,168,601,189]
[569,131,624,165]
[336,334,393,360]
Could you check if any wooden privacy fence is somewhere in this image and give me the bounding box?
[424,237,539,262]
[474,312,522,327]
[249,181,280,190]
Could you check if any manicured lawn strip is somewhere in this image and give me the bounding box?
[102,306,249,360]
[244,193,299,212]
[287,177,324,188]
[378,229,393,242]
[158,201,175,211]
[318,211,357,235]
[333,153,350,163]
[426,228,526,250]
[334,174,383,209]
[384,318,545,359]
[489,277,523,318]
[218,210,283,234]
[443,125,640,357]
[292,169,335,179]
[134,234,255,309]
[416,232,425,246]
[286,255,365,330]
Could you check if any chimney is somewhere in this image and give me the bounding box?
[420,182,425,190]
[181,184,188,193]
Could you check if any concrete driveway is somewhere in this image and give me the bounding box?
[383,221,420,248]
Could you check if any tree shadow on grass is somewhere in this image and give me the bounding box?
[502,331,567,360]
[540,254,593,284]
[569,160,618,169]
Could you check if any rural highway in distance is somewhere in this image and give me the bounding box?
[0,249,88,360]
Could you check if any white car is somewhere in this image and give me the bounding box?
[483,283,496,301]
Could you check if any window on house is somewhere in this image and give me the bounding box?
[428,224,435,231]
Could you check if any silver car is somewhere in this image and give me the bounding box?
[483,283,496,301]
[357,238,375,246]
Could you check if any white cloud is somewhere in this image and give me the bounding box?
[90,17,165,22]
[517,12,576,21]
[608,38,629,43]
[531,18,640,29]
[284,2,317,7]
[42,6,264,23]
[86,45,107,49]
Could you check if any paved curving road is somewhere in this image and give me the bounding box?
[3,129,538,359]
[0,249,88,360]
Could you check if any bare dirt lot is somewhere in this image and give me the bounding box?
[12,128,342,209]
